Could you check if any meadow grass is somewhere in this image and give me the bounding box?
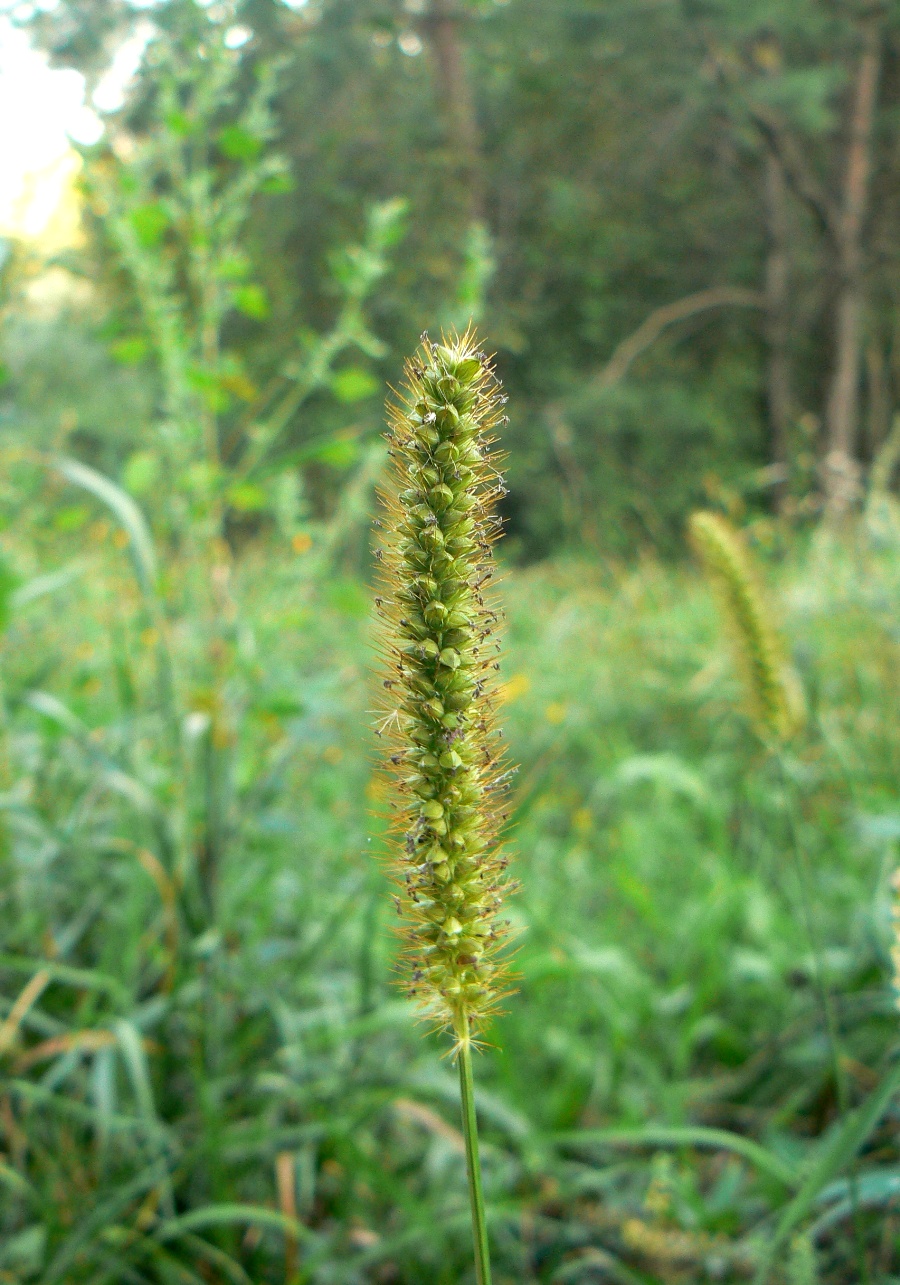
[1,491,899,1281]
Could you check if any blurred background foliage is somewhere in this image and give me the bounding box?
[2,0,900,1281]
[9,0,900,553]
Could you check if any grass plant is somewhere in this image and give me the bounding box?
[687,510,803,744]
[374,330,514,1282]
[688,510,872,1283]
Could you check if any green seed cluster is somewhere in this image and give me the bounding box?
[689,510,803,743]
[374,330,513,1044]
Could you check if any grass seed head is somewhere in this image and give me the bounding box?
[374,328,514,1047]
[688,510,804,744]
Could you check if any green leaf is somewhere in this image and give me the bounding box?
[40,1162,169,1284]
[123,449,161,497]
[26,689,88,737]
[0,551,19,630]
[232,284,269,319]
[786,1234,818,1285]
[368,196,408,249]
[176,1233,254,1285]
[0,1224,46,1271]
[114,1018,158,1122]
[313,436,359,468]
[227,482,267,513]
[110,336,149,365]
[260,171,295,194]
[129,202,169,248]
[331,366,379,403]
[186,366,230,411]
[612,753,710,807]
[11,562,84,609]
[154,1203,311,1244]
[811,1167,900,1238]
[552,1248,645,1284]
[0,1161,37,1202]
[90,1046,117,1147]
[218,254,251,281]
[752,1057,900,1284]
[558,1124,797,1189]
[55,456,158,597]
[0,954,130,1004]
[8,1078,164,1136]
[254,693,304,718]
[53,504,89,532]
[217,125,263,161]
[165,109,193,136]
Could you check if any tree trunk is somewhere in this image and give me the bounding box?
[764,151,792,511]
[423,0,483,223]
[865,343,891,462]
[824,17,882,520]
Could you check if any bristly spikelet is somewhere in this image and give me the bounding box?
[688,511,804,743]
[373,329,514,1048]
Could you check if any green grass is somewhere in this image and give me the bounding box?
[1,495,900,1283]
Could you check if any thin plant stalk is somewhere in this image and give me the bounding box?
[771,754,869,1285]
[458,1033,492,1285]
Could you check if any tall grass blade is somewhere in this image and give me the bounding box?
[54,456,159,597]
[559,1124,798,1189]
[752,1057,900,1283]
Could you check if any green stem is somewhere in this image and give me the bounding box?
[457,1036,493,1285]
[773,752,870,1285]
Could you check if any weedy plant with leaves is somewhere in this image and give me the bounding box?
[374,329,514,1283]
[83,1,405,544]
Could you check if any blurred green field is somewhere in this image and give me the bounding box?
[2,464,900,1282]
